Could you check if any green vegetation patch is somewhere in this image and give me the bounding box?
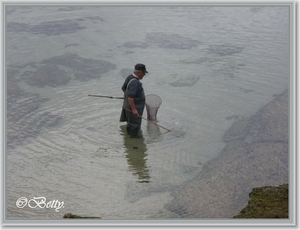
[233,184,288,218]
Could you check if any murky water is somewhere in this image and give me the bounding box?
[5,5,290,219]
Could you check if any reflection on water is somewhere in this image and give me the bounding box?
[120,125,150,183]
[145,122,164,144]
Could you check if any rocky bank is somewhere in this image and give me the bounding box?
[233,183,288,218]
[162,89,289,218]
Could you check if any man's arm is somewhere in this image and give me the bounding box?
[128,97,138,116]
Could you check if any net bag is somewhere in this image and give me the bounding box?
[145,94,162,121]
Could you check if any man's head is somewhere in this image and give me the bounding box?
[134,63,148,79]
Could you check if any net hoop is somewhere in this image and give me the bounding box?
[145,94,162,121]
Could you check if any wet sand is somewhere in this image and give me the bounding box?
[162,89,289,218]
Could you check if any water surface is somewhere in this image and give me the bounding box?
[6,5,290,219]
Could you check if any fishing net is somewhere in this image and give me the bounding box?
[145,94,162,121]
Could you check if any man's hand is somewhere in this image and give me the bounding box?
[131,108,139,116]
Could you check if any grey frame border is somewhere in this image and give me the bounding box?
[1,0,297,227]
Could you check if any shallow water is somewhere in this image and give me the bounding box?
[5,5,290,219]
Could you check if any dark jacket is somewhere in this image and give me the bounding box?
[120,74,145,127]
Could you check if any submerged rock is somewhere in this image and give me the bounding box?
[63,213,101,219]
[207,44,244,56]
[123,41,149,49]
[18,53,116,87]
[43,53,91,70]
[7,52,116,146]
[26,63,71,87]
[7,19,86,36]
[169,75,200,87]
[65,43,79,48]
[160,73,200,87]
[43,53,116,81]
[146,32,199,49]
[180,57,210,64]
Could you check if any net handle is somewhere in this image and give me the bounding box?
[123,106,170,132]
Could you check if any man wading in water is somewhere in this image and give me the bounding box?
[120,64,148,137]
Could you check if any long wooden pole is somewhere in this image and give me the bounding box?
[88,94,171,132]
[88,94,124,99]
[122,106,171,132]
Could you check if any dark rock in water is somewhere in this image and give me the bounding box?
[84,16,105,23]
[34,19,86,35]
[180,57,210,64]
[74,72,97,81]
[6,22,29,33]
[27,63,71,87]
[239,87,254,93]
[63,213,101,219]
[208,44,244,56]
[6,52,116,145]
[65,43,79,48]
[170,76,200,87]
[42,53,116,81]
[7,19,86,36]
[166,130,186,139]
[86,127,97,132]
[14,53,116,86]
[124,50,135,55]
[146,32,199,49]
[7,75,23,98]
[165,73,200,88]
[123,41,149,49]
[225,115,239,121]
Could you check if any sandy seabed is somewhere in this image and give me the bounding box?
[160,89,289,218]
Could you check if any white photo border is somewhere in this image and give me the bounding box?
[1,0,297,227]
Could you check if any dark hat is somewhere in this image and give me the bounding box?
[135,63,148,73]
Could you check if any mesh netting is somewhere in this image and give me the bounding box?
[145,94,162,121]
